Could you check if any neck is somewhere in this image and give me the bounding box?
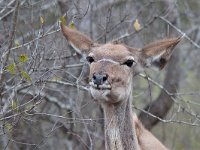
[102,96,139,150]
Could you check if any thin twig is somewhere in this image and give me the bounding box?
[0,0,20,92]
[133,105,200,127]
[159,16,200,49]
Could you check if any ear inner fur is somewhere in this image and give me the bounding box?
[61,23,94,54]
[141,37,181,70]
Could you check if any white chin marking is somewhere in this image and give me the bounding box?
[90,87,110,101]
[89,82,111,90]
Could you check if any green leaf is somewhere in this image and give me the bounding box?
[25,103,33,110]
[7,63,16,74]
[11,100,17,110]
[5,123,12,130]
[21,70,32,82]
[15,40,20,49]
[40,16,44,25]
[52,76,62,81]
[69,22,75,29]
[19,54,29,63]
[60,16,67,25]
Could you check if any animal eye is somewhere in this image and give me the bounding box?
[123,59,135,67]
[86,56,95,63]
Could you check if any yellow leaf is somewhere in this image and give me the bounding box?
[15,40,20,49]
[19,54,29,63]
[52,76,62,81]
[40,16,44,25]
[5,123,12,130]
[133,19,141,31]
[11,100,17,110]
[7,63,16,74]
[21,70,32,82]
[69,22,75,29]
[60,16,67,25]
[25,103,33,110]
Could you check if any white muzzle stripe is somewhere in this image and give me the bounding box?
[97,58,119,64]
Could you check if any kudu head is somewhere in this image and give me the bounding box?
[61,23,181,104]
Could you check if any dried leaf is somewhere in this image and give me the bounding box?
[52,76,62,81]
[15,40,20,49]
[133,19,141,31]
[40,16,44,25]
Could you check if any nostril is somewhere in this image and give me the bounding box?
[93,74,96,80]
[102,75,108,82]
[92,73,108,86]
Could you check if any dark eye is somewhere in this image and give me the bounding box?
[86,56,95,63]
[123,59,135,67]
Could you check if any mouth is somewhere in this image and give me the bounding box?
[89,82,111,90]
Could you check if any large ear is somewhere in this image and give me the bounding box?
[61,23,94,54]
[140,37,181,70]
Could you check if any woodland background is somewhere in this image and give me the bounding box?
[0,0,200,149]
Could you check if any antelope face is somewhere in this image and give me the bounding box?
[61,23,181,104]
[87,44,139,103]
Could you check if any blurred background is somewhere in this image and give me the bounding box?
[0,0,200,149]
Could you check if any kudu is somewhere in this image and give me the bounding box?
[61,23,180,150]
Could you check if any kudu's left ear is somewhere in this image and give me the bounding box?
[61,23,94,54]
[140,37,181,70]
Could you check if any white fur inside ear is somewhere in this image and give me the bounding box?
[69,41,82,55]
[151,50,165,62]
[145,57,160,71]
[145,50,165,71]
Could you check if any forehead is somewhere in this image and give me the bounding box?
[90,43,132,60]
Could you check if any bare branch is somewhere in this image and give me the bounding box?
[159,16,200,49]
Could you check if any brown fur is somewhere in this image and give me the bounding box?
[141,37,181,69]
[61,23,93,53]
[133,115,168,150]
[61,23,180,150]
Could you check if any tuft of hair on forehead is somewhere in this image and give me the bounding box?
[90,44,133,62]
[92,43,131,54]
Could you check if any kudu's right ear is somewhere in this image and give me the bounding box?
[61,23,94,54]
[140,37,181,70]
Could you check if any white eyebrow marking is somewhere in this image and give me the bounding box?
[126,56,135,61]
[97,58,119,64]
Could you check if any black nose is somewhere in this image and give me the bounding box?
[92,73,108,86]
